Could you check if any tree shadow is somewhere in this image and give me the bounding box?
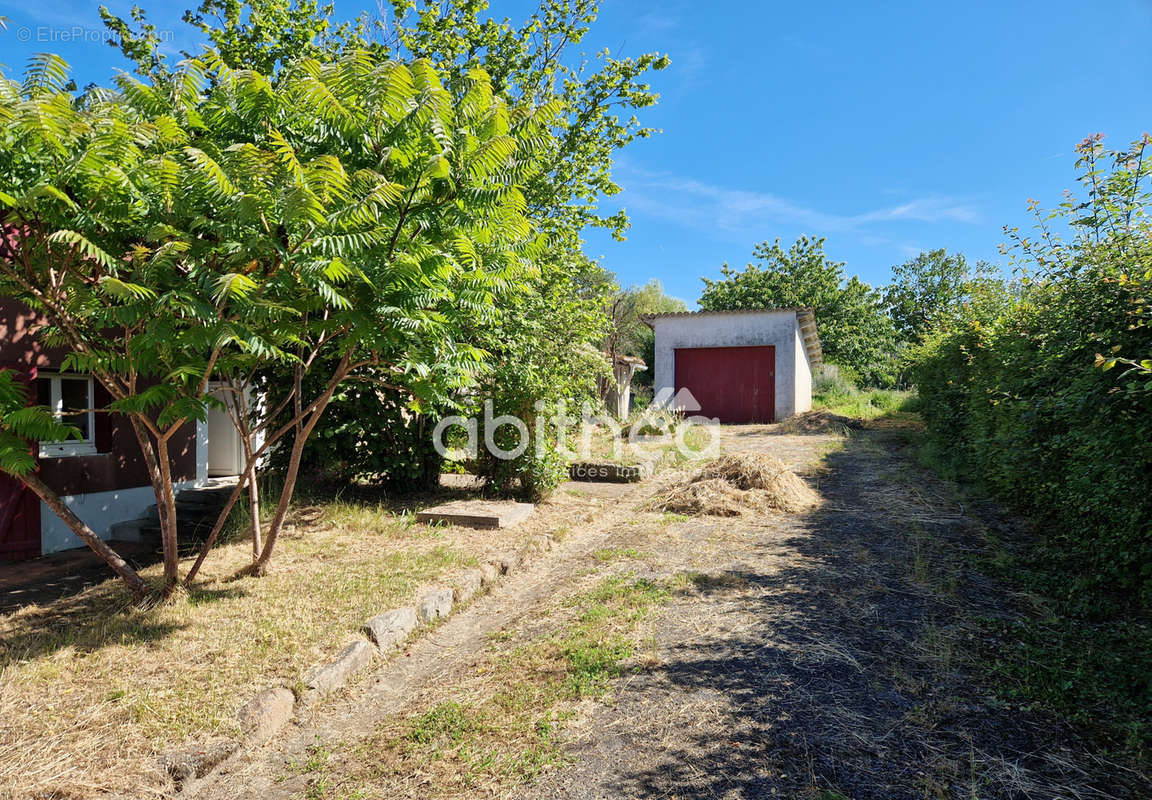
[0,581,187,665]
[288,473,487,519]
[592,432,1146,799]
[0,540,163,614]
[0,572,250,665]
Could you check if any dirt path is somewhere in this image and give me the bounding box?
[184,427,1148,800]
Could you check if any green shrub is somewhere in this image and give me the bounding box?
[813,368,859,402]
[912,273,1152,611]
[909,135,1152,613]
[263,368,444,492]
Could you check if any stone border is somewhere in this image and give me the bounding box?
[166,529,558,788]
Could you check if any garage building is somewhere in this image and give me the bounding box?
[644,308,822,423]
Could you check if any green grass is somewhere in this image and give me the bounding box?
[892,415,1152,764]
[311,574,670,798]
[813,385,920,420]
[591,546,646,562]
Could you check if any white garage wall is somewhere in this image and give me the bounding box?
[651,310,805,420]
[793,319,813,414]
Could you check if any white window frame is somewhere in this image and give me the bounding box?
[36,373,98,458]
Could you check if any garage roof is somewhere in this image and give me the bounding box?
[641,307,823,367]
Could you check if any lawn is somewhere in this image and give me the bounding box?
[810,369,921,423]
[0,493,554,798]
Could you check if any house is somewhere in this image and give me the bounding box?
[644,308,822,423]
[0,298,246,561]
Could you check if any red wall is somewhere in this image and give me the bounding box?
[0,297,196,496]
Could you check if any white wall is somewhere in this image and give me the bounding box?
[39,480,196,555]
[793,319,813,414]
[651,310,809,420]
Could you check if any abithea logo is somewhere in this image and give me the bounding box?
[431,393,720,461]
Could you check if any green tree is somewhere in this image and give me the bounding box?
[97,0,668,506]
[884,248,1000,345]
[102,0,669,246]
[699,236,898,385]
[472,254,611,500]
[604,279,685,396]
[607,279,686,358]
[0,53,266,595]
[0,46,556,592]
[99,0,344,77]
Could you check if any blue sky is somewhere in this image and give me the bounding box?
[2,0,1150,305]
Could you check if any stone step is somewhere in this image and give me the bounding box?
[108,518,154,543]
[177,486,237,505]
[110,480,240,548]
[140,502,228,522]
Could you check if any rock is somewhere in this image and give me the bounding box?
[304,640,375,696]
[237,687,295,745]
[491,552,517,575]
[362,607,418,652]
[417,587,454,625]
[454,569,484,604]
[479,562,499,587]
[163,737,237,784]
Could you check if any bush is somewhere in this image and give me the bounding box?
[472,258,612,502]
[911,273,1152,611]
[813,367,859,402]
[264,373,444,492]
[909,135,1152,613]
[475,417,570,503]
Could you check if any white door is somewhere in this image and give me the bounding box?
[206,387,243,477]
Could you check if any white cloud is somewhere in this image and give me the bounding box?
[614,165,981,240]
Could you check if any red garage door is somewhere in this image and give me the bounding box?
[674,346,775,423]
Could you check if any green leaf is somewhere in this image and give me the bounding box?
[99,276,157,301]
[214,272,258,303]
[46,230,118,269]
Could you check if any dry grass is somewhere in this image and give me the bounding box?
[0,504,506,800]
[775,409,863,435]
[653,452,820,517]
[652,478,758,517]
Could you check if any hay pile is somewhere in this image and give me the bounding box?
[654,452,820,517]
[775,409,863,434]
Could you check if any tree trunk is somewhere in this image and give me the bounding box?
[245,456,262,559]
[153,437,180,591]
[127,418,181,593]
[20,471,149,600]
[182,471,249,587]
[254,356,350,573]
[230,382,263,560]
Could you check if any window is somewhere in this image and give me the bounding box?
[35,374,97,457]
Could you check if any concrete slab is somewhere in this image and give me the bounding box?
[415,500,535,529]
[568,460,655,483]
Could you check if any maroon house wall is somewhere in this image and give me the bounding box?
[0,298,196,559]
